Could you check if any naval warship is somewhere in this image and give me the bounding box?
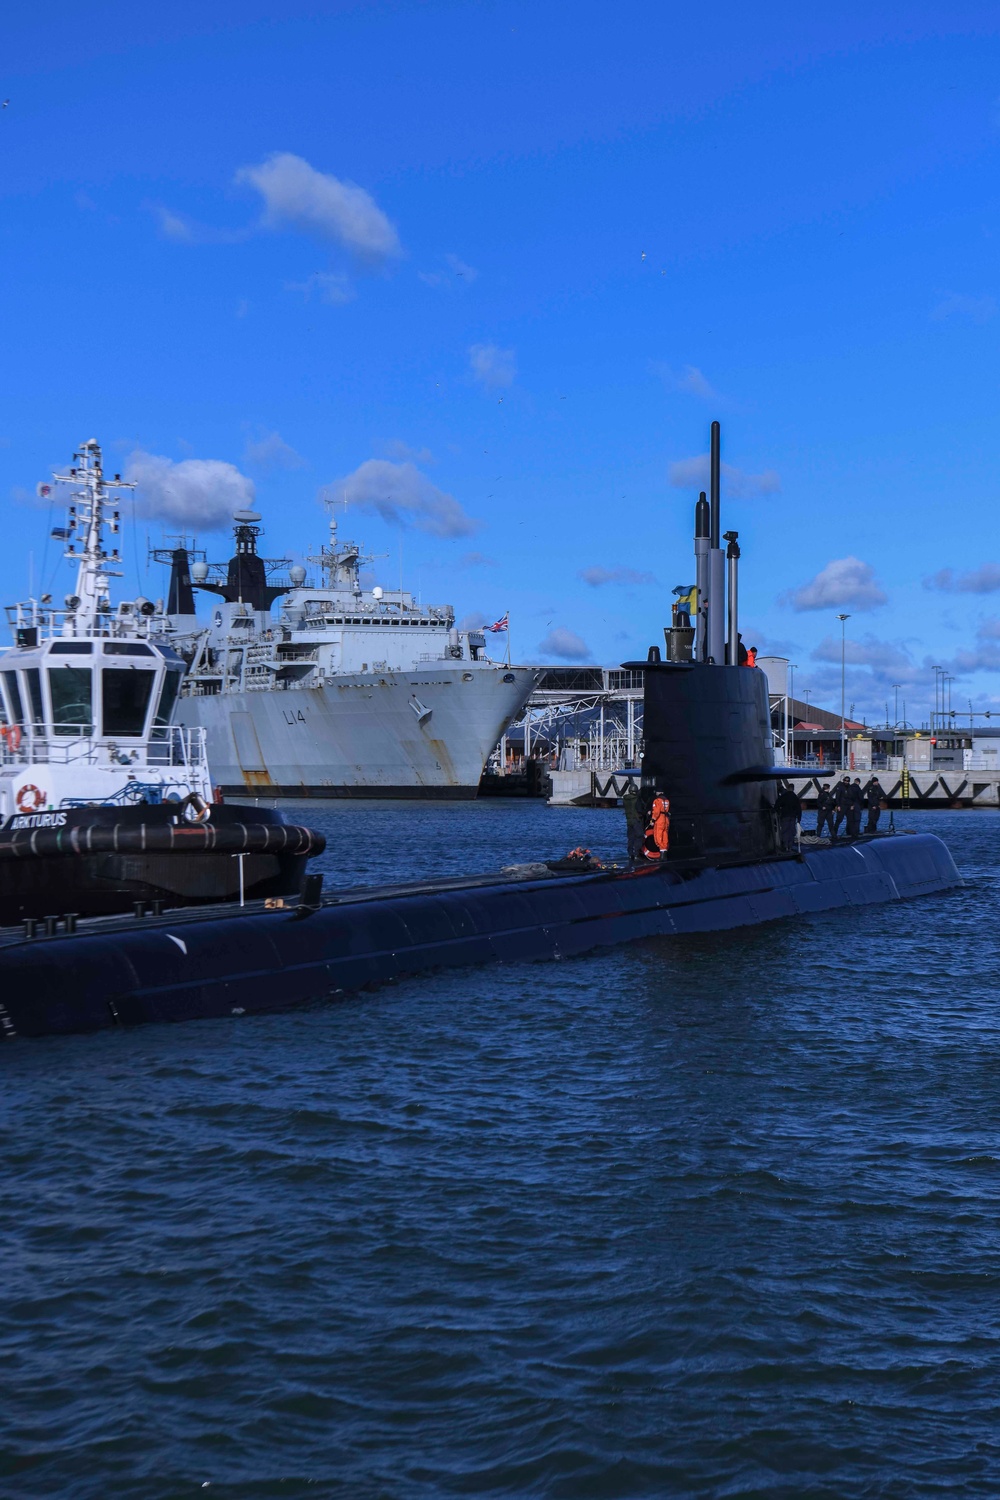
[0,422,960,1039]
[156,503,537,798]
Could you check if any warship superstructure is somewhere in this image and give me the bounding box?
[159,504,537,797]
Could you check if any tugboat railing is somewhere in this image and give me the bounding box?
[0,725,208,770]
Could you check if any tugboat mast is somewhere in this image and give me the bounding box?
[50,440,134,630]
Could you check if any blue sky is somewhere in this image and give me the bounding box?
[3,0,1000,723]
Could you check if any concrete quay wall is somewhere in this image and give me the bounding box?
[547,767,1000,808]
[784,768,1000,808]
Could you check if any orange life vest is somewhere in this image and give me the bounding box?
[747,647,757,667]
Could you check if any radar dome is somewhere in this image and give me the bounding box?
[233,508,262,524]
[191,561,209,582]
[289,565,306,586]
[372,585,384,600]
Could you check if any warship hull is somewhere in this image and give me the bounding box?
[176,665,535,798]
[0,832,959,1039]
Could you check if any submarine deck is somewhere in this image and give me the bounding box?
[0,830,960,1040]
[0,832,902,950]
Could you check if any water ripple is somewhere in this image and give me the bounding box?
[0,805,997,1497]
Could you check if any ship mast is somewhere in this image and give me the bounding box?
[50,440,133,629]
[307,497,380,593]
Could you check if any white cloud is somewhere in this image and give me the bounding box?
[668,455,780,497]
[939,618,1000,675]
[469,343,516,390]
[947,643,1000,674]
[321,459,480,539]
[236,153,401,264]
[782,556,887,612]
[152,205,198,243]
[579,565,656,587]
[811,633,912,670]
[126,451,254,531]
[446,253,478,281]
[931,292,997,324]
[419,253,479,288]
[284,271,355,305]
[149,204,249,246]
[733,626,800,658]
[382,440,434,464]
[537,627,592,661]
[652,362,719,401]
[457,611,488,632]
[925,563,1000,594]
[243,430,306,471]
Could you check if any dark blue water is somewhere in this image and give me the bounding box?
[2,805,998,1499]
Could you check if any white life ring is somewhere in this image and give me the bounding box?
[16,783,45,814]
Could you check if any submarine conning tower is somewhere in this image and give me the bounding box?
[624,420,779,864]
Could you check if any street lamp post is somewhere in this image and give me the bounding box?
[837,614,850,770]
[788,662,796,766]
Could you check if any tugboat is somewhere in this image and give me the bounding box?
[0,441,323,921]
[0,424,960,1038]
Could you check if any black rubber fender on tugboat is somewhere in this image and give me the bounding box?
[0,820,325,860]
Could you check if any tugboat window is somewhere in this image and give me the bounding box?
[152,668,183,731]
[49,666,93,736]
[24,669,44,730]
[2,672,23,726]
[102,669,154,737]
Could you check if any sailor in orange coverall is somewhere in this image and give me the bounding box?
[643,794,670,861]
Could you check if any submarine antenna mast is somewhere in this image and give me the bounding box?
[724,529,740,665]
[694,492,711,661]
[707,420,726,664]
[51,440,133,630]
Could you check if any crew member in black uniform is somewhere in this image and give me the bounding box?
[622,783,644,864]
[815,783,835,839]
[833,776,852,839]
[846,777,865,838]
[775,782,802,851]
[865,776,886,833]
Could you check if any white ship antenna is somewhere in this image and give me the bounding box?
[51,440,134,629]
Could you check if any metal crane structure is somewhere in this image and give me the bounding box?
[487,667,644,791]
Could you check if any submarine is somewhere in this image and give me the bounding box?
[0,424,960,1040]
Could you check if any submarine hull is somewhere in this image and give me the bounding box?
[0,833,959,1040]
